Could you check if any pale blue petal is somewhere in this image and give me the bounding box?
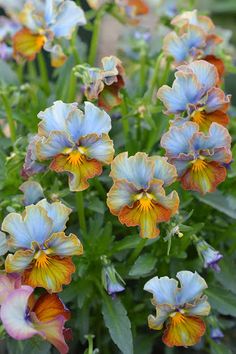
[205,87,230,113]
[144,276,178,305]
[187,298,211,316]
[161,123,198,156]
[65,109,85,142]
[164,31,189,62]
[80,134,114,164]
[192,123,231,151]
[38,101,78,136]
[107,180,138,213]
[51,0,86,38]
[176,271,208,305]
[110,152,154,189]
[150,156,177,186]
[148,305,173,330]
[20,181,44,206]
[36,132,74,159]
[81,102,112,136]
[2,213,33,249]
[36,199,72,233]
[0,232,8,256]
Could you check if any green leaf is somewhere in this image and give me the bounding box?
[210,340,233,354]
[102,296,133,354]
[0,59,19,85]
[128,254,157,278]
[215,259,236,294]
[195,191,236,219]
[206,287,236,316]
[7,337,51,354]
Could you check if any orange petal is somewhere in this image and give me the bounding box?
[33,293,70,322]
[163,313,206,347]
[22,255,75,293]
[50,153,103,192]
[118,199,173,239]
[98,75,124,111]
[13,28,45,61]
[192,110,229,132]
[203,55,225,81]
[128,0,149,15]
[181,161,226,194]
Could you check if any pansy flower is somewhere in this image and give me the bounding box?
[0,16,20,60]
[1,199,83,292]
[144,271,211,347]
[74,56,125,111]
[157,60,230,132]
[0,274,70,354]
[3,0,86,67]
[161,122,232,194]
[33,101,114,192]
[163,10,224,77]
[196,239,223,272]
[107,152,179,238]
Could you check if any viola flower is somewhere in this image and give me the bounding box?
[33,101,114,191]
[8,0,86,66]
[21,135,47,179]
[157,60,231,132]
[101,256,125,297]
[1,199,83,292]
[163,10,224,78]
[161,122,232,194]
[0,281,70,353]
[107,152,179,238]
[74,56,125,111]
[0,16,19,60]
[20,181,44,206]
[144,271,211,347]
[196,239,223,272]
[210,327,224,342]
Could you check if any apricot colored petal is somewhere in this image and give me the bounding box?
[22,255,75,293]
[181,161,227,194]
[203,55,225,80]
[5,249,35,273]
[50,154,102,192]
[80,133,114,164]
[107,180,138,215]
[46,232,83,256]
[33,293,70,322]
[163,314,206,347]
[13,28,45,60]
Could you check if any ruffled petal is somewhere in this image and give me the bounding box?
[36,199,72,233]
[107,180,138,214]
[191,110,229,132]
[0,273,21,304]
[82,101,112,136]
[177,60,218,92]
[163,313,206,347]
[163,31,190,62]
[148,305,173,330]
[50,153,103,192]
[150,156,177,186]
[38,101,78,136]
[110,152,154,189]
[51,0,86,38]
[33,293,70,322]
[22,255,75,293]
[191,123,231,151]
[36,131,74,160]
[144,276,178,305]
[45,232,83,256]
[0,287,38,340]
[20,181,44,206]
[176,271,208,305]
[0,231,8,256]
[13,28,45,61]
[181,161,227,194]
[5,249,35,273]
[157,72,202,114]
[186,298,211,316]
[205,87,230,113]
[161,122,198,156]
[80,133,114,164]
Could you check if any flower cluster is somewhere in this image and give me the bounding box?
[107,152,179,238]
[0,0,86,66]
[163,9,225,78]
[144,271,211,347]
[74,56,125,111]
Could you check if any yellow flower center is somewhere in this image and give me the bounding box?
[134,192,155,211]
[192,110,206,125]
[66,150,85,167]
[191,158,208,173]
[170,312,186,325]
[34,251,50,268]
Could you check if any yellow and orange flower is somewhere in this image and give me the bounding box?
[1,199,83,293]
[144,271,211,347]
[161,122,232,194]
[33,101,114,192]
[107,152,179,238]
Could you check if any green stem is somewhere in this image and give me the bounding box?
[28,61,37,80]
[17,62,24,83]
[67,70,77,102]
[71,31,81,65]
[1,94,16,145]
[128,238,147,265]
[38,52,50,95]
[75,192,87,234]
[88,8,104,65]
[160,57,172,86]
[145,52,164,102]
[139,45,147,96]
[121,93,129,149]
[85,335,95,354]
